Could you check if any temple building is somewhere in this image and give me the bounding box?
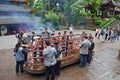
[100,0,120,18]
[85,0,120,18]
[0,0,34,36]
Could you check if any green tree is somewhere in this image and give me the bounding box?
[116,14,120,20]
[70,0,102,26]
[31,0,43,15]
[27,0,35,7]
[45,11,60,29]
[62,0,77,25]
[71,0,101,17]
[94,17,103,26]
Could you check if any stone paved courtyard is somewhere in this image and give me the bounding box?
[0,30,120,80]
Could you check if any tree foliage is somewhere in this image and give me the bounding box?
[27,0,35,7]
[116,14,120,20]
[99,18,116,29]
[33,0,43,15]
[28,0,103,27]
[45,11,60,29]
[71,0,101,17]
[94,17,103,26]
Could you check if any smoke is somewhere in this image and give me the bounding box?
[32,17,55,32]
[46,22,55,31]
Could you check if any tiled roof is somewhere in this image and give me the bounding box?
[9,0,28,4]
[0,16,40,24]
[0,4,31,12]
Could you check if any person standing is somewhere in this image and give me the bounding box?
[21,34,28,62]
[110,29,115,43]
[17,31,24,42]
[88,33,94,40]
[105,28,108,40]
[44,28,50,38]
[69,24,73,35]
[54,41,62,76]
[95,27,99,37]
[43,40,57,80]
[97,28,101,39]
[32,36,39,57]
[116,29,120,40]
[79,36,91,67]
[14,42,24,73]
[88,36,95,64]
[80,31,86,42]
[62,31,67,39]
[31,32,35,42]
[101,28,106,43]
[108,29,112,41]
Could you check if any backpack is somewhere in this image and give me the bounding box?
[90,42,95,50]
[89,41,95,51]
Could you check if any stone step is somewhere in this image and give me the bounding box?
[109,20,120,27]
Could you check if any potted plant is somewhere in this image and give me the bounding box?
[0,26,7,36]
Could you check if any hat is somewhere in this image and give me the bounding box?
[33,36,40,39]
[23,34,27,38]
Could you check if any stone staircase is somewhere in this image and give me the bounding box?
[109,20,120,28]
